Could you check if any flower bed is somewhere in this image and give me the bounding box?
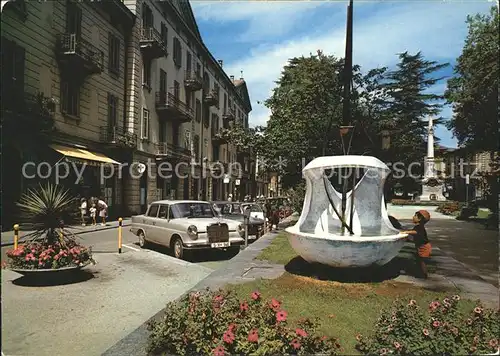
[147,288,342,355]
[436,201,465,215]
[355,295,499,355]
[5,240,94,270]
[390,199,443,206]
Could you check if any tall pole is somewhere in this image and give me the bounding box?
[341,0,353,235]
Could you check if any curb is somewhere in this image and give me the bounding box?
[101,216,298,356]
[1,222,131,248]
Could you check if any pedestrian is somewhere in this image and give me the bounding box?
[89,204,97,226]
[97,198,108,226]
[80,198,88,226]
[400,210,432,279]
[228,194,233,202]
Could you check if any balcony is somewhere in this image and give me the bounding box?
[155,142,191,161]
[155,92,194,124]
[56,34,104,75]
[222,108,235,128]
[140,27,168,59]
[93,0,134,28]
[203,89,218,106]
[184,70,202,91]
[212,128,228,145]
[99,126,137,148]
[210,160,229,174]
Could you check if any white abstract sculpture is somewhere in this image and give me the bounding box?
[285,155,407,268]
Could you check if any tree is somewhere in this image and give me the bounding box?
[445,5,499,217]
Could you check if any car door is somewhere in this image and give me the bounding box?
[156,204,170,246]
[145,204,160,243]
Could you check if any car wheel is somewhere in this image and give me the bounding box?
[172,237,184,259]
[138,231,147,248]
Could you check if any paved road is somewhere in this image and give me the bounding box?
[1,227,237,356]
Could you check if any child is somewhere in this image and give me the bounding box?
[80,198,87,226]
[89,204,97,226]
[400,210,431,279]
[98,199,108,226]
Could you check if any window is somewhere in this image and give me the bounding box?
[147,204,159,217]
[142,108,150,139]
[196,62,201,76]
[108,33,120,75]
[173,80,180,99]
[212,113,219,132]
[159,69,167,93]
[107,94,119,127]
[223,93,227,111]
[66,1,82,38]
[142,3,153,27]
[193,134,200,161]
[214,83,220,108]
[160,22,168,47]
[61,79,80,116]
[143,60,151,88]
[186,91,192,108]
[158,205,169,219]
[1,38,25,106]
[195,99,201,122]
[173,37,182,67]
[186,51,192,72]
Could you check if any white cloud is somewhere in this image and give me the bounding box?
[214,1,490,134]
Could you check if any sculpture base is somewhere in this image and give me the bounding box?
[285,228,407,268]
[419,183,446,202]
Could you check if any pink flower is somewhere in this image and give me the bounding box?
[240,301,249,312]
[269,298,281,310]
[452,295,460,301]
[296,328,308,337]
[432,320,440,328]
[276,310,287,322]
[429,301,440,311]
[466,318,473,325]
[223,330,235,344]
[290,339,301,350]
[251,291,261,301]
[355,334,362,342]
[473,306,483,314]
[380,348,389,355]
[228,323,236,332]
[248,329,259,343]
[212,345,225,356]
[422,328,430,336]
[489,339,498,348]
[214,294,224,302]
[394,341,402,349]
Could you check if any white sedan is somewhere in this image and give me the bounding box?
[130,200,245,259]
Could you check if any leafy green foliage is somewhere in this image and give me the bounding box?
[355,295,499,355]
[285,182,306,214]
[147,288,342,356]
[445,6,499,152]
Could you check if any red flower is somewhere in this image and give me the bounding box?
[269,298,281,310]
[212,345,225,356]
[276,310,287,322]
[290,339,301,350]
[223,330,235,344]
[432,320,440,328]
[489,339,498,348]
[295,328,308,337]
[240,301,249,312]
[214,294,224,302]
[228,323,237,332]
[251,291,261,300]
[248,329,259,343]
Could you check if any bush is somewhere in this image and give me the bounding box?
[147,288,342,356]
[355,295,500,355]
[436,201,465,215]
[390,199,442,206]
[286,182,306,214]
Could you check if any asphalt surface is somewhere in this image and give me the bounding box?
[1,227,238,356]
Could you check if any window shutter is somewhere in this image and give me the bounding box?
[61,81,68,113]
[116,38,120,72]
[75,5,82,39]
[108,32,113,72]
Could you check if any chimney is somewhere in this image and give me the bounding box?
[230,75,234,82]
[218,60,223,67]
[240,70,244,80]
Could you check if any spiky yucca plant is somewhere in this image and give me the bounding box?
[16,183,78,245]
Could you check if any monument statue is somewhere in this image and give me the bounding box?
[285,156,408,268]
[419,117,446,202]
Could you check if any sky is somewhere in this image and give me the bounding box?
[191,0,495,149]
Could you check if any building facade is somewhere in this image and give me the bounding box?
[1,0,135,226]
[1,0,255,225]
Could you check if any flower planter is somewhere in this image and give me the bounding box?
[9,260,91,276]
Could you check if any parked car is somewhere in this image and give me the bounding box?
[212,201,265,240]
[130,200,244,259]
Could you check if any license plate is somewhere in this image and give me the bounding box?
[211,242,230,248]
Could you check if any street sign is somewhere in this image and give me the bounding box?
[465,174,470,185]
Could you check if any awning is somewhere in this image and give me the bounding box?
[50,144,121,166]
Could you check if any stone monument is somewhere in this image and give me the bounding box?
[419,117,446,202]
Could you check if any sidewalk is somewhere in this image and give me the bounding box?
[102,213,498,356]
[1,219,131,247]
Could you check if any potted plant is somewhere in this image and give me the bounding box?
[4,183,95,276]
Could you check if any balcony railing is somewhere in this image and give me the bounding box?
[56,33,104,74]
[203,89,218,106]
[99,126,137,148]
[155,92,194,123]
[155,142,191,160]
[184,70,203,91]
[211,128,228,145]
[140,27,168,58]
[222,108,235,128]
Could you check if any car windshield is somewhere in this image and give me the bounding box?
[242,204,263,213]
[216,203,242,215]
[172,203,216,218]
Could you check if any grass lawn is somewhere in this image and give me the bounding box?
[225,233,466,354]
